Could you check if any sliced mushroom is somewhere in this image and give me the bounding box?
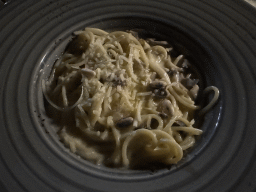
[153,88,167,98]
[168,69,178,76]
[149,81,168,98]
[181,59,190,68]
[116,117,134,128]
[189,84,199,100]
[66,34,88,55]
[81,68,96,79]
[149,81,167,89]
[157,99,174,117]
[112,76,127,87]
[168,69,184,82]
[180,76,199,90]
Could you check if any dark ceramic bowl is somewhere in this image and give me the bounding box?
[0,0,256,191]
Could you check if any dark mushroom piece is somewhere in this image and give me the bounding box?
[149,81,168,98]
[152,88,168,98]
[112,76,127,87]
[66,34,88,55]
[149,81,167,89]
[168,69,178,77]
[189,84,199,100]
[116,117,134,128]
[167,69,184,82]
[157,99,174,118]
[181,59,190,68]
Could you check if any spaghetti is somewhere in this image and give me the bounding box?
[42,28,219,168]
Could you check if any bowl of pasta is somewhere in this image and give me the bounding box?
[0,0,255,191]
